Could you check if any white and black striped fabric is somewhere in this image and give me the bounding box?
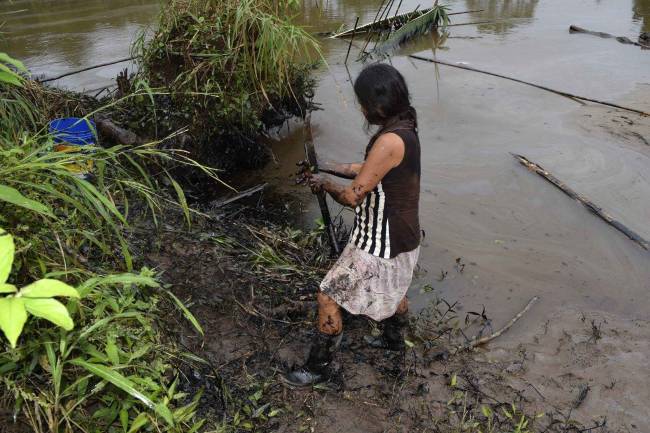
[350,182,391,258]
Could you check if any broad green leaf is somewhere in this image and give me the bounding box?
[0,185,54,218]
[0,70,23,87]
[76,273,158,297]
[164,289,203,336]
[0,297,27,348]
[69,359,159,414]
[0,284,17,294]
[0,53,28,73]
[120,408,129,432]
[155,402,174,426]
[127,412,150,433]
[20,279,80,299]
[0,229,14,284]
[106,338,120,365]
[23,298,74,330]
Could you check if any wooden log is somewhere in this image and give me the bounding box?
[512,153,649,251]
[96,117,142,146]
[569,25,650,49]
[408,55,650,116]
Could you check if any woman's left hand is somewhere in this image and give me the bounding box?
[307,174,326,193]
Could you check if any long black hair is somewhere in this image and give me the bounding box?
[353,63,417,129]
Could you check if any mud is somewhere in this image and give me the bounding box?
[139,194,649,432]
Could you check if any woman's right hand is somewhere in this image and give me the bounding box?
[295,159,313,185]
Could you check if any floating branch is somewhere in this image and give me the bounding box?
[371,4,450,56]
[331,8,482,38]
[408,55,650,116]
[40,57,135,83]
[570,25,650,49]
[512,153,649,251]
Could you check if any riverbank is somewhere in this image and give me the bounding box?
[138,83,650,432]
[139,192,619,433]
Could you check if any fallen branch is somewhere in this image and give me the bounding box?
[408,55,650,116]
[210,183,267,209]
[570,25,650,49]
[455,296,539,353]
[512,154,649,251]
[40,57,135,83]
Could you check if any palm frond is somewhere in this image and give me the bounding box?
[370,4,450,57]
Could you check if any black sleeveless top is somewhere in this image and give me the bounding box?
[350,120,421,258]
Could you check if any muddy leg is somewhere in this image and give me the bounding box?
[318,292,343,335]
[282,292,342,387]
[366,297,408,351]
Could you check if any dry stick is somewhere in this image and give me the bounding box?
[345,17,360,65]
[454,296,539,353]
[359,0,390,53]
[40,57,135,83]
[392,0,404,19]
[408,54,650,116]
[210,183,268,209]
[371,0,397,52]
[512,154,650,251]
[569,25,650,49]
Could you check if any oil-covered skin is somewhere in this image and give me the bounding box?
[307,132,405,207]
[319,161,364,179]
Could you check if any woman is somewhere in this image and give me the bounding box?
[284,63,421,387]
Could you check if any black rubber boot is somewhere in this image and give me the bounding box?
[282,333,341,387]
[365,314,408,351]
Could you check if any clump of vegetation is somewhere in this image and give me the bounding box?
[0,231,203,433]
[130,0,320,174]
[0,53,210,432]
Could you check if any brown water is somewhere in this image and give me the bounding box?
[2,0,650,331]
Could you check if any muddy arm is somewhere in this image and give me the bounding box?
[319,161,364,179]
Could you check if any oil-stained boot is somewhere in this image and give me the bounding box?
[365,314,408,351]
[282,332,341,387]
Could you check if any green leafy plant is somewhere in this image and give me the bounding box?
[0,228,79,348]
[1,266,205,433]
[370,2,450,56]
[130,0,320,171]
[0,52,27,87]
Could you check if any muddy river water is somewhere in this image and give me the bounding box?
[2,0,650,332]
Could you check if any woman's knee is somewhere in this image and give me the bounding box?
[317,292,342,335]
[396,296,409,315]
